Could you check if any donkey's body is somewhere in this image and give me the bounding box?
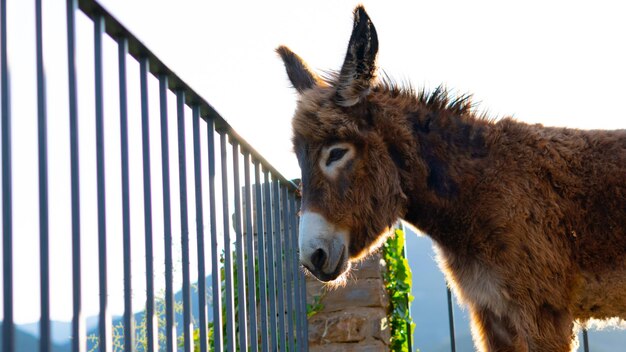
[278,6,626,351]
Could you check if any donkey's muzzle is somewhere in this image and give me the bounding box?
[303,245,349,282]
[299,212,350,282]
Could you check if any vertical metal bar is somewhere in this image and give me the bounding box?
[272,178,287,351]
[243,153,258,352]
[231,141,248,350]
[446,287,457,352]
[263,171,278,351]
[0,0,13,349]
[118,37,134,352]
[66,1,84,350]
[296,196,308,352]
[94,14,111,352]
[207,119,223,352]
[290,191,299,352]
[159,75,175,352]
[288,194,302,351]
[302,286,308,352]
[176,91,193,352]
[281,186,294,352]
[139,57,156,352]
[192,105,208,352]
[582,329,589,352]
[254,162,269,352]
[219,131,236,352]
[35,0,50,350]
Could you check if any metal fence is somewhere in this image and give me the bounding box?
[0,0,307,351]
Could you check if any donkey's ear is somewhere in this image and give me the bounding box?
[276,46,322,93]
[335,6,379,107]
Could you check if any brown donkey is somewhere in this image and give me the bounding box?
[277,5,626,352]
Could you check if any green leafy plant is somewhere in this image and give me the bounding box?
[306,293,325,318]
[383,227,416,352]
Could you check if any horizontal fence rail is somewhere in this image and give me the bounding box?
[0,0,305,351]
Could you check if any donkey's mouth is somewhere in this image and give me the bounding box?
[306,246,350,282]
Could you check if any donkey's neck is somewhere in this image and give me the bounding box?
[373,89,493,248]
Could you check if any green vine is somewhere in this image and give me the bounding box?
[306,293,325,318]
[383,227,416,352]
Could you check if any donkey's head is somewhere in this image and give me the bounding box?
[278,6,407,282]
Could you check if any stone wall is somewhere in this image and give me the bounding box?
[306,252,390,351]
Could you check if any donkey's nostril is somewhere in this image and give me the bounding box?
[311,248,327,271]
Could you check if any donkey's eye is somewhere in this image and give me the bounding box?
[326,148,348,166]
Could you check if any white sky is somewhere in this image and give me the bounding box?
[2,0,625,327]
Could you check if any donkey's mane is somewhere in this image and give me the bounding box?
[323,69,493,123]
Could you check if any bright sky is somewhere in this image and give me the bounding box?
[3,0,625,328]
[97,0,626,177]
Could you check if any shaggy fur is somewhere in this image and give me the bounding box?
[278,6,626,351]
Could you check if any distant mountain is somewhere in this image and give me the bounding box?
[14,275,214,351]
[403,226,626,352]
[20,317,98,348]
[0,323,52,352]
[75,274,213,351]
[404,228,474,352]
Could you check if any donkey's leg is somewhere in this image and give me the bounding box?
[526,304,575,352]
[469,305,529,352]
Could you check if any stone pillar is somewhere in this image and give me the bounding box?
[306,252,390,351]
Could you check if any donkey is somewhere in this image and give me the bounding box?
[277,5,626,352]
